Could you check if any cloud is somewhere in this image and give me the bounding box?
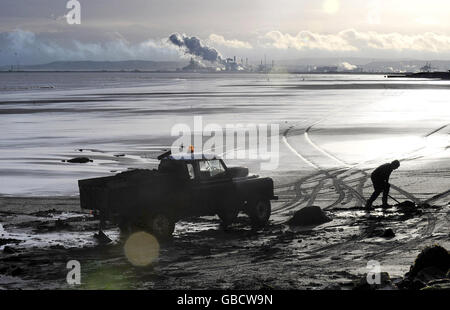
[208,34,252,49]
[262,30,357,51]
[4,28,450,66]
[415,17,439,26]
[0,29,181,65]
[263,29,450,53]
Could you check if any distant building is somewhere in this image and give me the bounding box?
[420,62,433,72]
[224,56,245,71]
[180,56,254,73]
[313,66,338,73]
[182,58,204,71]
[181,58,218,72]
[257,59,270,73]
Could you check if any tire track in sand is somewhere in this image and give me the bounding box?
[299,123,448,260]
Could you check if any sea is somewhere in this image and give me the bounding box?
[0,72,449,195]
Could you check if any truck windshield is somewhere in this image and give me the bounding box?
[199,159,226,179]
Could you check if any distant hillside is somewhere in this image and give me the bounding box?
[276,58,450,73]
[2,59,450,73]
[362,60,450,73]
[0,60,188,72]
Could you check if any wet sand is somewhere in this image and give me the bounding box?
[1,73,449,289]
[0,176,448,289]
[1,129,449,289]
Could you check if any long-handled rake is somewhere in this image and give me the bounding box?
[388,194,401,204]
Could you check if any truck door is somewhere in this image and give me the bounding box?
[195,159,234,215]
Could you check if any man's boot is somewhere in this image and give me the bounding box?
[365,199,374,210]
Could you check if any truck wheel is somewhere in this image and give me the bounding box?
[151,214,175,240]
[248,199,271,229]
[217,207,239,228]
[118,221,130,235]
[118,220,139,236]
[217,196,240,228]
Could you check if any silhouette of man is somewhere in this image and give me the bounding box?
[365,160,400,209]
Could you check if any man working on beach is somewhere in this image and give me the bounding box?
[365,160,400,209]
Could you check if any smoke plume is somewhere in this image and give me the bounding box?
[169,33,222,63]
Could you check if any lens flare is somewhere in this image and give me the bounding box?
[124,231,160,267]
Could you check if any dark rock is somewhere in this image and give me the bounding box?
[10,266,23,277]
[0,238,22,246]
[397,201,416,207]
[382,228,395,238]
[411,279,426,290]
[397,277,426,290]
[409,245,450,277]
[422,279,450,290]
[418,203,431,209]
[35,219,70,232]
[287,206,331,226]
[31,209,59,217]
[398,245,450,289]
[55,219,70,229]
[260,283,275,290]
[65,157,93,163]
[396,201,417,213]
[353,272,392,290]
[0,265,25,277]
[416,266,446,283]
[323,283,342,290]
[367,228,389,238]
[3,246,17,254]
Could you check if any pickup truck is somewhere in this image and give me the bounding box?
[78,151,277,239]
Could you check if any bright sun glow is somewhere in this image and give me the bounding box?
[323,0,340,15]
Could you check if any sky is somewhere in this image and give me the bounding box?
[2,0,450,65]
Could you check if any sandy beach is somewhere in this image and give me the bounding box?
[1,72,449,289]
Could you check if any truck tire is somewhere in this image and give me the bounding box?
[217,207,239,228]
[217,197,240,228]
[151,214,175,240]
[248,199,271,229]
[118,221,131,235]
[118,219,139,236]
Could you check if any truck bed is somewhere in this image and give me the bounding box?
[79,169,171,215]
